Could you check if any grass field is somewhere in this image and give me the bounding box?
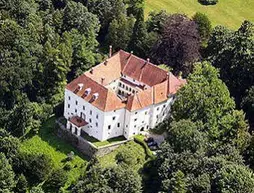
[145,0,254,29]
[20,117,88,189]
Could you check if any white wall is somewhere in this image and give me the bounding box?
[64,89,105,141]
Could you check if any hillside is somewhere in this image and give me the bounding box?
[145,0,254,29]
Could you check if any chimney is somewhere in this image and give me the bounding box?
[104,59,108,66]
[78,83,84,91]
[147,58,150,63]
[109,45,112,58]
[101,77,105,84]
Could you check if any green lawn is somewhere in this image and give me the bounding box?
[20,117,88,189]
[145,0,254,29]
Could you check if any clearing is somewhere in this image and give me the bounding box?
[145,0,254,29]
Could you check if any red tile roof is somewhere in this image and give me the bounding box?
[66,74,125,112]
[66,50,186,112]
[69,116,88,127]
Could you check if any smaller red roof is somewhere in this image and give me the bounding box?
[69,116,88,127]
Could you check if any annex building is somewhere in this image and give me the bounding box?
[64,50,186,141]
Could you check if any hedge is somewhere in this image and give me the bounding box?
[134,135,156,160]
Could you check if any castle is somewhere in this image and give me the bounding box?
[64,49,186,141]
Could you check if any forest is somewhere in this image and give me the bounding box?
[0,0,253,192]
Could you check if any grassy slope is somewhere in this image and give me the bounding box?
[99,141,147,171]
[145,0,254,29]
[20,117,88,188]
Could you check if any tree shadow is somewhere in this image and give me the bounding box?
[38,116,90,162]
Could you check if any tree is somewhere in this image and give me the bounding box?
[172,61,249,148]
[107,13,135,51]
[192,12,212,45]
[206,21,254,107]
[17,153,53,185]
[168,120,207,153]
[214,164,254,193]
[43,169,67,193]
[63,1,100,38]
[15,174,28,193]
[241,86,254,124]
[30,186,45,193]
[146,10,168,33]
[150,14,200,76]
[167,170,187,193]
[0,153,16,192]
[124,0,145,18]
[72,164,142,193]
[128,8,148,58]
[0,129,20,161]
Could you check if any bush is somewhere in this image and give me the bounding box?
[198,0,218,5]
[63,163,72,171]
[134,136,155,159]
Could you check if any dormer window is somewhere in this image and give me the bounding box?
[92,93,99,101]
[78,83,84,91]
[82,88,91,98]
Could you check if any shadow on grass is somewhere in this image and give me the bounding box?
[38,116,90,161]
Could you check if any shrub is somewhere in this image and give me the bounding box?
[198,0,218,5]
[63,163,72,171]
[134,136,155,159]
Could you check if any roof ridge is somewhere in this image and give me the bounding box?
[122,53,133,74]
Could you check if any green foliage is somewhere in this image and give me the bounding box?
[214,164,254,193]
[16,153,53,185]
[168,120,207,153]
[167,170,187,193]
[43,169,67,193]
[172,61,249,149]
[30,186,45,193]
[15,174,28,193]
[0,153,16,192]
[193,12,212,45]
[134,135,155,159]
[0,129,20,161]
[107,13,135,51]
[72,164,142,193]
[241,86,254,123]
[146,10,168,33]
[206,21,254,108]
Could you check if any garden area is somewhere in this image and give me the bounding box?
[20,117,88,189]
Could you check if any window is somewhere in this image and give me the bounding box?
[75,109,77,113]
[156,115,158,118]
[134,118,137,122]
[117,123,120,127]
[114,110,116,112]
[163,105,166,108]
[68,104,70,108]
[113,116,116,120]
[108,125,111,130]
[129,87,131,91]
[90,110,92,115]
[96,114,99,119]
[96,122,98,127]
[134,125,136,128]
[132,90,135,94]
[76,100,78,105]
[135,112,138,115]
[133,79,135,82]
[68,96,71,100]
[145,111,148,115]
[157,107,160,111]
[119,82,122,87]
[126,125,128,128]
[83,106,85,110]
[123,85,125,89]
[89,118,92,123]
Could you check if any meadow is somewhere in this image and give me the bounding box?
[145,0,254,29]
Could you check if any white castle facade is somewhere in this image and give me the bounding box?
[64,50,186,141]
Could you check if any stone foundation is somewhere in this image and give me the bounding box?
[56,120,130,158]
